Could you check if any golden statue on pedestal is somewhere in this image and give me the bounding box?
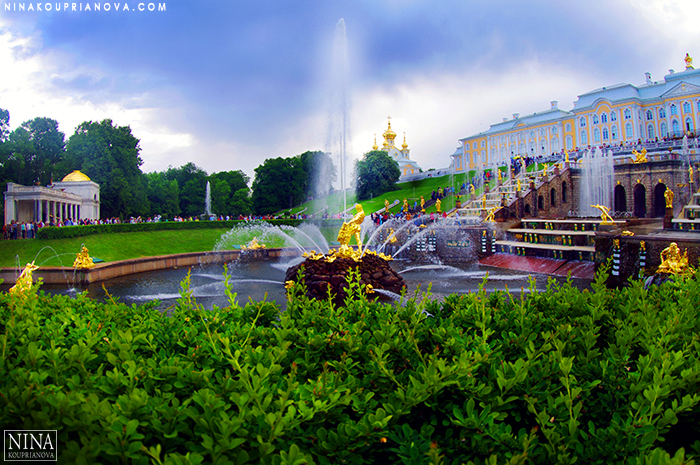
[9,262,39,297]
[384,199,391,212]
[591,204,614,225]
[657,242,693,275]
[388,228,397,243]
[664,187,674,208]
[631,148,648,164]
[565,150,570,163]
[420,196,425,213]
[336,204,365,259]
[517,179,522,192]
[470,184,475,195]
[402,198,408,213]
[482,195,486,210]
[685,53,694,69]
[497,170,502,182]
[436,198,441,213]
[73,246,95,269]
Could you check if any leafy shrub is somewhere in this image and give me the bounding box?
[1,268,699,464]
[35,220,306,240]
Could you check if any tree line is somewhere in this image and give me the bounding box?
[0,109,346,220]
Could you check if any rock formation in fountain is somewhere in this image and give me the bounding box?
[284,204,406,305]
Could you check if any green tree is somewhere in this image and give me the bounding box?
[145,171,180,218]
[164,163,208,217]
[21,117,67,185]
[251,157,305,214]
[355,150,401,201]
[298,150,336,198]
[209,170,251,216]
[65,119,148,219]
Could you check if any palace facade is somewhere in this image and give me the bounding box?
[453,55,700,172]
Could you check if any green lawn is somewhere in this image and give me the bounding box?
[0,229,233,268]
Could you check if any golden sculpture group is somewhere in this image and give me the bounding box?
[631,148,648,164]
[658,242,693,275]
[8,262,39,297]
[241,237,266,250]
[591,204,614,225]
[73,246,96,269]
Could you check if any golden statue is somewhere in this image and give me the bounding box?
[336,203,365,258]
[482,195,486,210]
[436,198,441,213]
[658,242,693,275]
[484,206,499,222]
[685,53,694,69]
[402,198,409,213]
[690,165,694,184]
[420,196,425,213]
[564,150,570,163]
[591,204,614,225]
[497,170,502,182]
[621,230,635,236]
[542,163,548,177]
[388,228,397,243]
[384,199,390,212]
[9,262,39,297]
[470,184,475,195]
[516,179,522,192]
[241,237,266,250]
[664,187,674,208]
[631,148,648,164]
[73,246,95,269]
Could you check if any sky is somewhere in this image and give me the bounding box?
[1,0,699,186]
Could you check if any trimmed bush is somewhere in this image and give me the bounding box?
[1,268,699,464]
[35,220,306,240]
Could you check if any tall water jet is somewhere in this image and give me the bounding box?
[326,18,351,218]
[578,148,614,216]
[204,181,212,217]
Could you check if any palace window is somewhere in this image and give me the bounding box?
[566,135,573,150]
[697,100,700,112]
[661,122,668,137]
[540,138,547,153]
[481,140,486,148]
[601,113,608,123]
[540,128,546,137]
[565,123,572,132]
[610,111,617,122]
[672,120,680,135]
[647,124,655,139]
[551,137,559,152]
[683,102,691,114]
[579,117,586,127]
[580,129,588,145]
[530,130,535,139]
[624,109,631,120]
[671,104,678,115]
[510,134,515,142]
[659,107,666,118]
[646,110,653,120]
[686,117,694,133]
[611,125,618,140]
[625,123,633,139]
[465,142,470,150]
[602,128,609,140]
[594,128,600,142]
[551,126,558,135]
[592,115,599,124]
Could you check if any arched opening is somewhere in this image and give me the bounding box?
[633,184,646,218]
[653,183,667,217]
[614,185,627,212]
[562,182,568,203]
[550,188,557,207]
[524,204,531,216]
[538,195,544,210]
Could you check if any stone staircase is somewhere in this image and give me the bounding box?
[672,190,700,231]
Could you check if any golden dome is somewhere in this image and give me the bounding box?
[383,121,396,140]
[372,134,378,150]
[402,133,408,150]
[62,170,91,182]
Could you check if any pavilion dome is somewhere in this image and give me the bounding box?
[61,170,91,182]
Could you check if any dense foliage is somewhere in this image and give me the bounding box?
[251,151,336,215]
[355,150,401,201]
[1,267,699,464]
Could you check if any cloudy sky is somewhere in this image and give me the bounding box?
[1,0,699,185]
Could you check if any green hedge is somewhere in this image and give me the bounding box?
[1,268,699,464]
[35,220,306,240]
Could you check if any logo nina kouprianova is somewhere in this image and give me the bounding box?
[3,430,58,462]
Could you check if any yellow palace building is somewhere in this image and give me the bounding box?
[453,54,700,172]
